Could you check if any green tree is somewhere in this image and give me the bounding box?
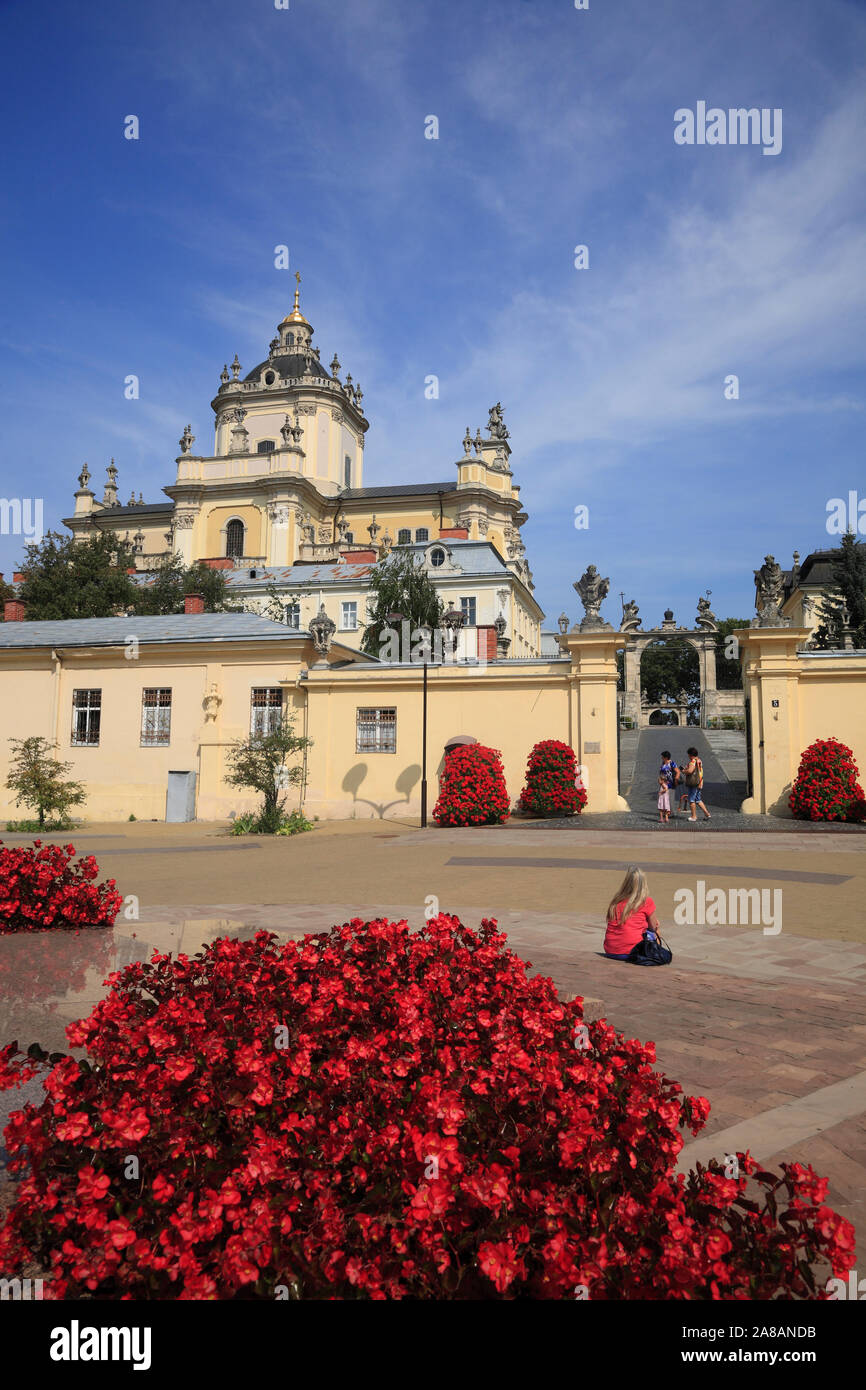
[362,550,444,657]
[813,534,866,650]
[18,531,138,620]
[714,618,751,689]
[131,555,236,616]
[5,736,86,828]
[225,715,312,832]
[639,639,699,704]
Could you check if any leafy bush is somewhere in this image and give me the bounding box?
[230,809,314,836]
[4,818,76,833]
[0,841,122,934]
[0,914,854,1299]
[789,738,864,822]
[519,740,586,817]
[433,745,509,826]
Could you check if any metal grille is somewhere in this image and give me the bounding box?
[141,688,172,746]
[71,689,101,746]
[251,687,283,736]
[356,707,396,753]
[226,519,245,558]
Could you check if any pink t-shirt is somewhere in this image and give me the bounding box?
[604,897,656,956]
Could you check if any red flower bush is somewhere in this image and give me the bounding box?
[788,739,864,822]
[0,914,854,1299]
[0,841,122,934]
[433,745,509,826]
[519,739,586,817]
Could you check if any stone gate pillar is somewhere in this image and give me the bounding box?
[699,633,720,727]
[737,626,809,815]
[621,637,641,727]
[561,628,629,812]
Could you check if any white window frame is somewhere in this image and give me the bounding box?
[71,688,101,747]
[356,707,397,754]
[340,600,358,631]
[250,687,283,736]
[460,596,477,626]
[140,688,172,747]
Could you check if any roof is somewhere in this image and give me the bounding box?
[341,482,457,500]
[193,541,510,587]
[0,613,302,649]
[783,544,865,597]
[244,353,335,384]
[64,502,173,526]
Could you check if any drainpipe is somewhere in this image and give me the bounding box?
[50,648,63,745]
[296,670,310,811]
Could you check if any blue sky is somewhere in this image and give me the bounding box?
[1,0,864,628]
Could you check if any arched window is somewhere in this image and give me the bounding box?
[344,531,354,545]
[226,519,245,558]
[257,439,275,454]
[397,528,412,545]
[286,332,294,346]
[415,528,429,542]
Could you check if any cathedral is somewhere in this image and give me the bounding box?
[65,275,543,658]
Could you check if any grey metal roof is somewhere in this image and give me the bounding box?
[209,541,509,586]
[341,482,457,500]
[0,613,301,649]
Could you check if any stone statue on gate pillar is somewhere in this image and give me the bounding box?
[574,566,611,631]
[620,599,641,632]
[752,555,790,627]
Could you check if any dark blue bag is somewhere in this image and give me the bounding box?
[627,929,672,967]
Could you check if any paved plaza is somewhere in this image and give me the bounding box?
[2,787,865,1270]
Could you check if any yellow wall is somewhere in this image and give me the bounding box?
[738,628,866,815]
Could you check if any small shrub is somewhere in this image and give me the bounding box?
[789,738,864,822]
[519,739,586,818]
[5,818,76,833]
[0,840,122,934]
[433,745,509,826]
[230,809,313,836]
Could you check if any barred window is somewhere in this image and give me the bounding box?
[72,689,101,746]
[257,439,275,454]
[141,688,172,746]
[226,519,245,558]
[397,528,411,545]
[251,687,283,736]
[415,528,429,542]
[356,707,396,754]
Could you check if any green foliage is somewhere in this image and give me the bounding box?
[362,550,444,657]
[812,534,866,650]
[5,818,77,832]
[225,716,312,830]
[131,555,235,616]
[714,618,750,689]
[5,736,86,829]
[639,639,699,705]
[229,807,314,837]
[18,531,138,620]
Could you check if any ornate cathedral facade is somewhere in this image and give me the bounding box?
[65,276,543,657]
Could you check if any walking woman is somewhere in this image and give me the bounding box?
[683,745,711,822]
[603,865,660,960]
